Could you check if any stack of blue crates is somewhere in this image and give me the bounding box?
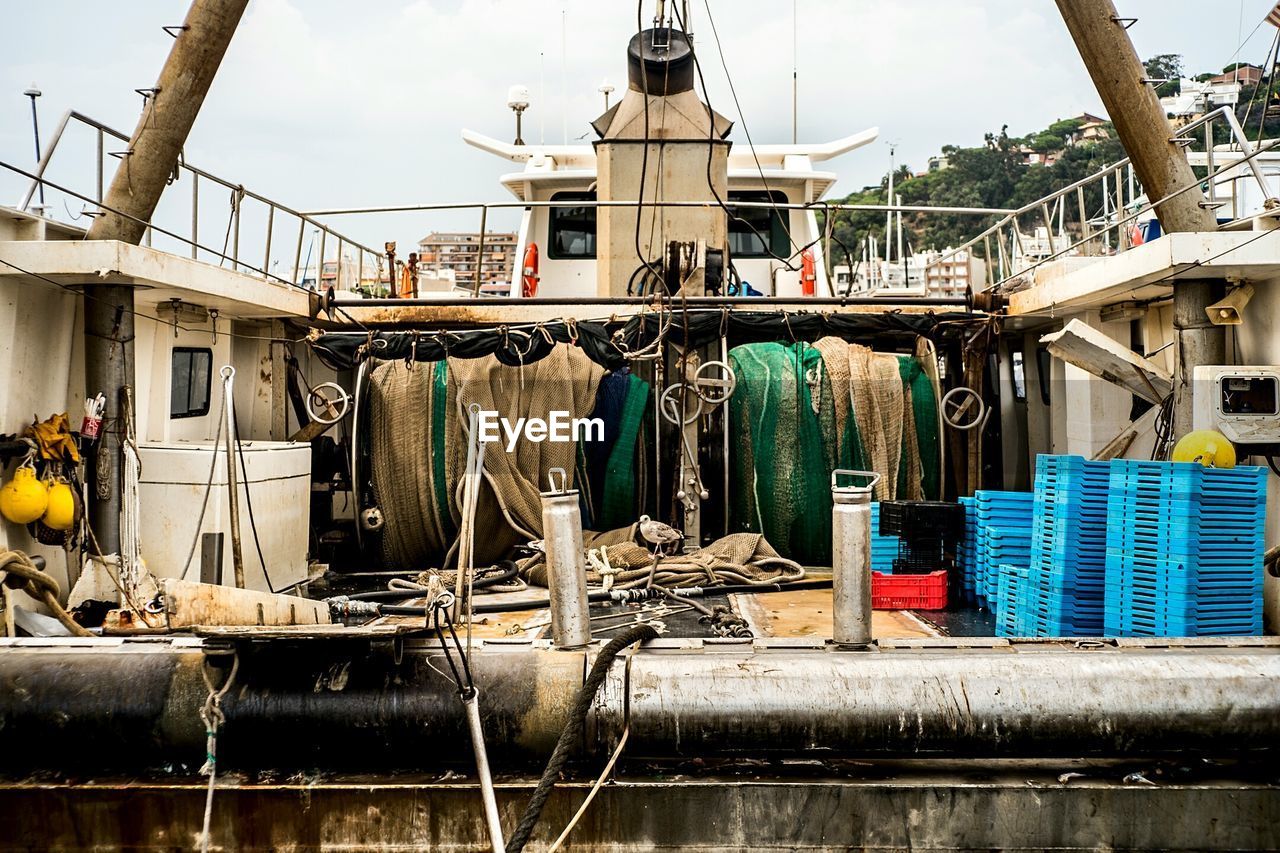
[995,563,1030,636]
[1021,455,1111,636]
[870,502,900,574]
[973,491,1035,608]
[956,496,978,603]
[1104,461,1267,637]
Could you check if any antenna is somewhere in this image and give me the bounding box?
[792,0,798,144]
[561,7,568,144]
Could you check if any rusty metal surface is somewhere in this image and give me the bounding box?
[0,762,1277,851]
[2,638,1279,773]
[338,298,957,329]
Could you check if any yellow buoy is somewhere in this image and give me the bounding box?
[0,466,50,524]
[42,480,78,531]
[1172,429,1237,469]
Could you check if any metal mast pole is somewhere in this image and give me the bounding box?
[83,0,249,555]
[1054,0,1223,436]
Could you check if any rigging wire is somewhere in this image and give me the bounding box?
[694,0,803,254]
[671,2,823,274]
[1239,28,1278,142]
[631,0,668,294]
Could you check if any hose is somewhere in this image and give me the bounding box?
[346,561,520,602]
[375,578,835,617]
[504,623,658,853]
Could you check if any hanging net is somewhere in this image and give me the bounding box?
[728,336,941,564]
[365,347,651,570]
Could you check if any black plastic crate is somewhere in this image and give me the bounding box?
[879,501,965,541]
[893,540,953,575]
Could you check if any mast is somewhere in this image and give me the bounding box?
[83,0,249,555]
[1054,0,1223,436]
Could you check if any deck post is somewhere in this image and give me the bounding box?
[1054,0,1224,437]
[82,0,249,556]
[831,469,878,649]
[539,468,592,649]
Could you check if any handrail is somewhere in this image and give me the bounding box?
[2,159,313,292]
[300,200,1016,217]
[920,106,1280,292]
[14,110,384,290]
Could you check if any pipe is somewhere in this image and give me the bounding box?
[1174,278,1227,432]
[616,645,1280,758]
[2,642,1279,772]
[462,690,505,853]
[83,290,134,556]
[540,468,592,649]
[831,470,878,648]
[82,0,249,556]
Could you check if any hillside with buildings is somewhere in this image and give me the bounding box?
[825,54,1278,295]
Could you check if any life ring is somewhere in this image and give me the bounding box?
[521,242,540,298]
[800,248,816,296]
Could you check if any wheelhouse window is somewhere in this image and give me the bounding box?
[170,347,212,419]
[549,191,597,259]
[728,190,788,259]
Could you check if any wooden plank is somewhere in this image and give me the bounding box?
[1041,318,1173,404]
[731,589,938,640]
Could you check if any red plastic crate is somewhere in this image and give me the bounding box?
[872,570,948,610]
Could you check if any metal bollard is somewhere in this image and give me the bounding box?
[831,469,881,649]
[540,467,592,649]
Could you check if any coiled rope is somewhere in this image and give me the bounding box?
[0,550,91,637]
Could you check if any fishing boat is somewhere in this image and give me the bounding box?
[0,1,1277,849]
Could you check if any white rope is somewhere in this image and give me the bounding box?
[119,395,145,600]
[197,652,239,853]
[546,726,630,852]
[453,404,485,624]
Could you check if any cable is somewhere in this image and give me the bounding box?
[694,0,801,254]
[1265,455,1280,479]
[178,393,226,581]
[1254,33,1280,146]
[1239,29,1278,139]
[232,409,283,594]
[504,623,658,853]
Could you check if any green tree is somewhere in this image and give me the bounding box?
[1145,54,1183,98]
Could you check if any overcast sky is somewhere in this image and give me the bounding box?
[3,0,1278,258]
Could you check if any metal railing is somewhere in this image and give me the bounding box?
[924,106,1280,293]
[14,110,384,291]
